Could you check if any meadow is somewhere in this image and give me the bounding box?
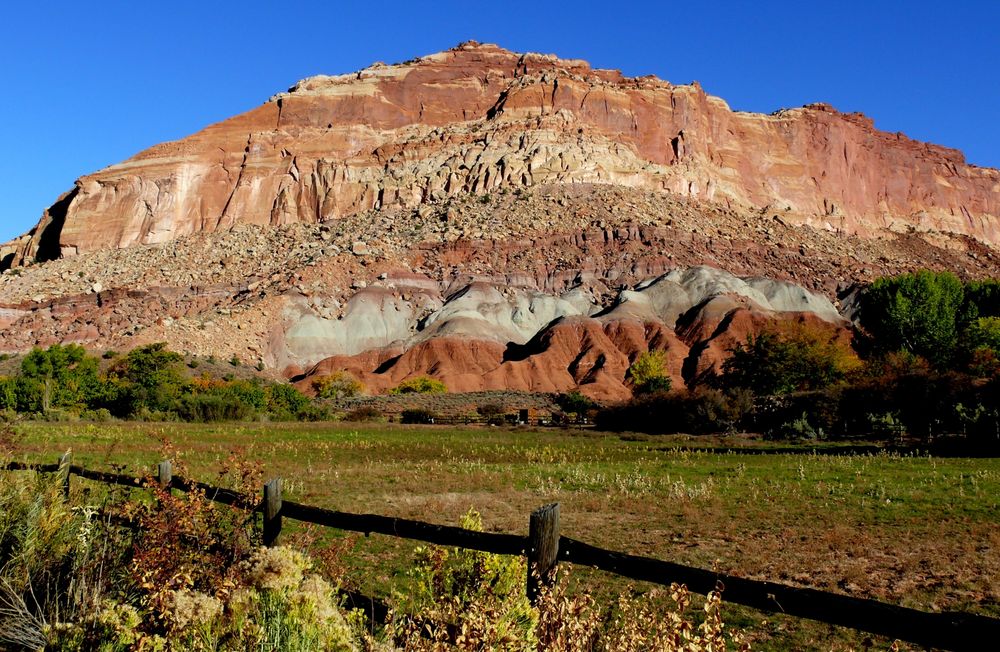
[11,421,1000,650]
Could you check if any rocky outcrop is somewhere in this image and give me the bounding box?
[288,266,847,400]
[5,41,1000,267]
[3,181,1000,400]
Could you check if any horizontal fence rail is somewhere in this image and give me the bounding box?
[3,454,998,651]
[282,500,526,556]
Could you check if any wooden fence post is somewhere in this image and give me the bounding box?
[57,451,72,500]
[527,503,560,604]
[263,478,283,547]
[156,460,172,489]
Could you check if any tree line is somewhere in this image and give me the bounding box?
[598,271,1000,449]
[0,343,320,422]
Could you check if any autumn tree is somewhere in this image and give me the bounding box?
[627,350,672,395]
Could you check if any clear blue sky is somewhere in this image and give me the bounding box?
[1,0,997,244]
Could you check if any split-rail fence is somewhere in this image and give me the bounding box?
[3,453,998,651]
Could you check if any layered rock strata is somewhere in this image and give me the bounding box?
[5,41,999,268]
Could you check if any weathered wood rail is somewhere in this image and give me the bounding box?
[3,453,998,651]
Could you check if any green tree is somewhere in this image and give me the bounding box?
[721,323,860,396]
[965,316,1000,351]
[960,279,1000,325]
[108,343,185,412]
[0,376,15,411]
[20,344,100,412]
[627,350,672,395]
[859,270,964,366]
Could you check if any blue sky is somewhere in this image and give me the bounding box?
[1,0,997,244]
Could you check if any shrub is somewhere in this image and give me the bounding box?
[400,408,437,424]
[0,376,15,411]
[627,350,671,395]
[389,376,447,395]
[293,403,332,422]
[595,387,751,435]
[266,384,312,419]
[389,509,535,647]
[173,395,256,422]
[343,405,382,422]
[554,391,597,415]
[312,371,364,400]
[0,470,124,649]
[965,316,1000,354]
[476,403,506,425]
[721,322,860,395]
[768,412,823,441]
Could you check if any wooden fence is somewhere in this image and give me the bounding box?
[3,453,999,651]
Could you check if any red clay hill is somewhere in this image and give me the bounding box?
[1,42,998,400]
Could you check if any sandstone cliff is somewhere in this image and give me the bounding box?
[5,41,999,267]
[3,43,1000,401]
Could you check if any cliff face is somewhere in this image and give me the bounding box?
[7,41,1000,265]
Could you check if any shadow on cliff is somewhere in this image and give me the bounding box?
[34,187,79,264]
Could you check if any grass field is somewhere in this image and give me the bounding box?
[9,421,1000,650]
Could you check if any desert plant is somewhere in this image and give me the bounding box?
[389,376,447,395]
[388,509,536,649]
[344,405,382,422]
[312,371,364,400]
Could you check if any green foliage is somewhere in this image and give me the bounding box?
[0,342,320,423]
[627,350,671,395]
[173,395,257,422]
[960,278,1000,324]
[0,376,15,411]
[554,391,597,415]
[389,375,447,395]
[859,270,965,366]
[769,412,824,441]
[0,470,124,650]
[214,379,268,411]
[965,316,1000,354]
[266,384,311,420]
[20,344,101,412]
[311,371,364,400]
[721,323,860,395]
[394,509,536,647]
[109,343,186,412]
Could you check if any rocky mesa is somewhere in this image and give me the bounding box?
[1,42,999,400]
[5,41,1000,267]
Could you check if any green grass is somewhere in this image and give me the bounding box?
[9,421,1000,650]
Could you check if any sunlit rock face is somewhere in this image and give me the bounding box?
[7,41,1000,267]
[3,42,999,400]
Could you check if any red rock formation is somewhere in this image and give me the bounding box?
[6,41,1000,267]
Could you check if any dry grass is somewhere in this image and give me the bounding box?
[11,421,1000,650]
